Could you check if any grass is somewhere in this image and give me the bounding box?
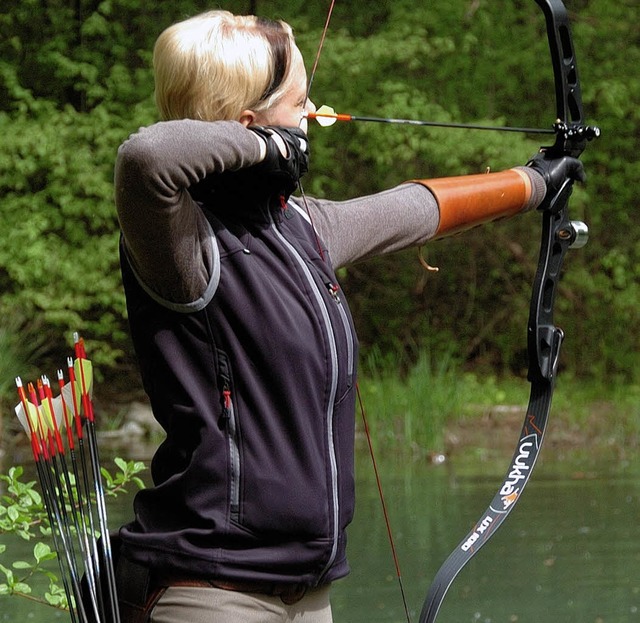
[356,349,640,457]
[357,349,467,452]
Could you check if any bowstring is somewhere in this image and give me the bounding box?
[357,384,413,623]
[299,3,412,620]
[304,0,337,107]
[296,0,337,261]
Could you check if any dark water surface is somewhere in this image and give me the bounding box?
[332,450,640,623]
[2,448,638,622]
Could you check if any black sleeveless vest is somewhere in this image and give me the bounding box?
[119,200,358,587]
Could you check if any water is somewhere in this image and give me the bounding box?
[332,451,640,622]
[2,449,639,622]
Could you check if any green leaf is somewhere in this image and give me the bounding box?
[0,565,14,584]
[34,542,54,563]
[45,581,69,607]
[8,466,24,481]
[100,467,114,487]
[13,582,31,594]
[12,560,32,569]
[45,590,67,607]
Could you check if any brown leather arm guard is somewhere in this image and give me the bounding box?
[412,168,545,239]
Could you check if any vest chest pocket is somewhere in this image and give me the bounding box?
[325,281,357,403]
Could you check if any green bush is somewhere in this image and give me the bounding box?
[0,0,638,386]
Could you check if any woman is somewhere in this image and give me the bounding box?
[114,10,584,623]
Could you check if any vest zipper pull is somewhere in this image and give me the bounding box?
[327,282,341,302]
[222,384,232,418]
[279,194,294,219]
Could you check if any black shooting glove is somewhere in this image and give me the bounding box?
[249,125,310,199]
[190,126,309,214]
[527,151,586,212]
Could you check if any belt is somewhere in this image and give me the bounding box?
[156,576,310,605]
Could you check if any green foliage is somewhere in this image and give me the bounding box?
[0,541,62,609]
[1,107,121,363]
[101,456,146,494]
[0,0,638,389]
[1,0,157,368]
[0,460,146,610]
[0,467,45,541]
[0,317,45,405]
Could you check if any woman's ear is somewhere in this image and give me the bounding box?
[239,110,257,127]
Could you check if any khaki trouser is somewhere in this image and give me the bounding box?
[147,584,333,623]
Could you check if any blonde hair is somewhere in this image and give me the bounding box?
[153,10,297,121]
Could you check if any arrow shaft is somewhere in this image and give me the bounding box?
[306,111,555,134]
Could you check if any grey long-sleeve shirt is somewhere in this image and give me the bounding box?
[115,119,443,305]
[115,119,542,306]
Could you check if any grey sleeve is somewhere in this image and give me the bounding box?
[294,183,441,269]
[114,120,263,306]
[296,167,546,269]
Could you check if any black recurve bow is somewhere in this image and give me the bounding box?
[418,1,600,621]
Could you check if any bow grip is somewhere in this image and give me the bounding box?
[539,176,574,214]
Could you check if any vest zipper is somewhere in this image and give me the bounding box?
[269,213,341,579]
[221,380,241,522]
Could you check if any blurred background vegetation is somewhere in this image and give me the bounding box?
[0,0,638,447]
